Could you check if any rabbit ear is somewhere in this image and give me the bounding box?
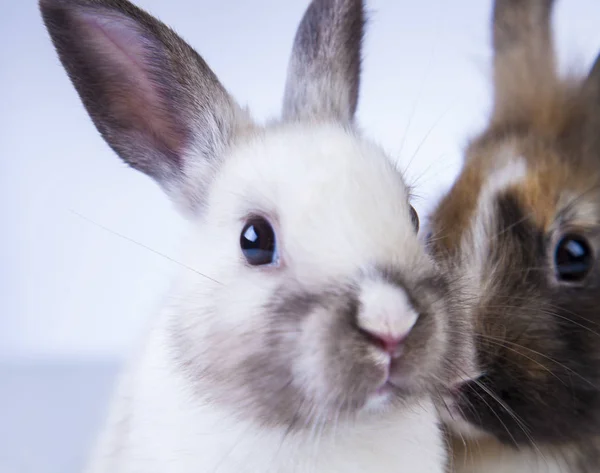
[39,0,254,215]
[581,53,600,158]
[491,0,557,122]
[583,53,600,100]
[282,0,365,124]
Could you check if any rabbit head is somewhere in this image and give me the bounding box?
[429,0,600,446]
[40,0,475,429]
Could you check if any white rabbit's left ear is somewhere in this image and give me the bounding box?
[282,0,365,125]
[39,0,255,216]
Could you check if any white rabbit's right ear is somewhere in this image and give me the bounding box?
[39,0,254,215]
[282,0,365,124]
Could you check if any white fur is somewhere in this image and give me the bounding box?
[459,152,528,302]
[42,0,457,470]
[87,313,447,473]
[85,124,448,473]
[174,123,429,350]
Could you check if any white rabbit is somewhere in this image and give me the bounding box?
[40,0,476,472]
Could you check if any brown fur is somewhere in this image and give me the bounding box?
[429,0,600,471]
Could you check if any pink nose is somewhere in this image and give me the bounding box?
[361,330,406,357]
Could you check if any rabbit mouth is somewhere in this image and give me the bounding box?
[361,379,413,413]
[371,372,407,399]
[362,383,396,411]
[364,357,430,409]
[374,381,395,396]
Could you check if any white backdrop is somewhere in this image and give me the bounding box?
[2,0,600,361]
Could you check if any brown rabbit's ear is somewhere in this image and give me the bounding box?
[282,0,365,125]
[491,0,557,123]
[39,0,253,215]
[581,53,600,158]
[582,53,600,103]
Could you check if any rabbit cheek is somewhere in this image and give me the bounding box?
[453,190,600,445]
[274,288,390,421]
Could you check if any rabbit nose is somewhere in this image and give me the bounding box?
[356,278,420,356]
[360,329,406,358]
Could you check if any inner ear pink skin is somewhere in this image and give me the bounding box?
[75,8,185,155]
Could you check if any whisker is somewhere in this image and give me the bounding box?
[489,296,600,329]
[210,421,254,473]
[559,179,600,220]
[474,337,566,386]
[468,381,547,464]
[475,333,597,389]
[409,155,454,189]
[443,360,535,442]
[69,209,223,285]
[404,102,455,177]
[395,1,444,171]
[484,303,600,338]
[463,381,525,444]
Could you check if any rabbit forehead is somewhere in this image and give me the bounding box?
[474,140,600,231]
[206,123,424,272]
[435,135,600,255]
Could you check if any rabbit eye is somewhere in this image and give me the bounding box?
[240,217,277,266]
[554,234,593,283]
[410,206,419,232]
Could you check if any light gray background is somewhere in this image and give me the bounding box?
[2,0,600,472]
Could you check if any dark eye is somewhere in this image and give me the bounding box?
[554,234,593,282]
[240,217,277,266]
[410,206,419,232]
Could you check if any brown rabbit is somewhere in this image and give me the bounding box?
[427,0,600,472]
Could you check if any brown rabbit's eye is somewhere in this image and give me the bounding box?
[409,206,419,232]
[554,235,593,283]
[240,217,277,266]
